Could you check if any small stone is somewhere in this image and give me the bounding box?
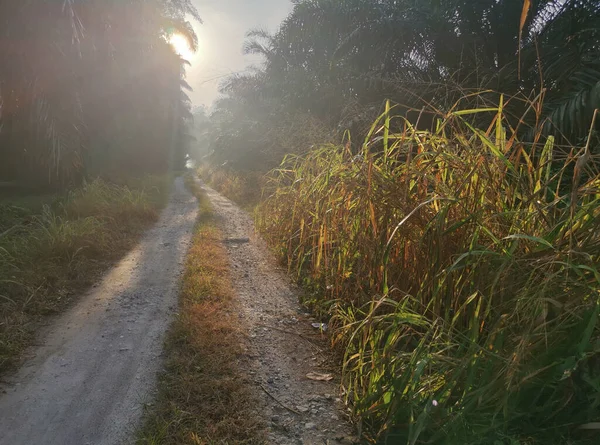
[304,422,316,430]
[296,405,309,413]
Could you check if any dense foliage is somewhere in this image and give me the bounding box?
[0,0,199,188]
[257,98,600,444]
[208,0,600,168]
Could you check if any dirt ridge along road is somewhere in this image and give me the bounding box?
[200,181,357,445]
[0,177,197,445]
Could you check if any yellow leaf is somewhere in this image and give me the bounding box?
[518,0,531,79]
[520,0,531,35]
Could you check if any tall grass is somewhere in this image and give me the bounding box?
[0,177,168,373]
[257,96,600,444]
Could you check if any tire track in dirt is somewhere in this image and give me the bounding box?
[200,181,357,445]
[0,177,197,445]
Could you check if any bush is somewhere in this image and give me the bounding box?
[257,98,600,443]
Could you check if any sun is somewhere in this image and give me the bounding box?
[169,33,194,60]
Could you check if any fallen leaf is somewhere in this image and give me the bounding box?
[306,372,333,381]
[311,322,328,331]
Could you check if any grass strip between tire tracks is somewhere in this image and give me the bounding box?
[137,175,265,445]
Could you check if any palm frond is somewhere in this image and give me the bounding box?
[543,80,600,141]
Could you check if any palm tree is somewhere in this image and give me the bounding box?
[0,0,200,188]
[520,0,600,140]
[210,0,599,160]
[328,0,600,140]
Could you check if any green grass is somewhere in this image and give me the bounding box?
[137,175,265,445]
[256,96,600,444]
[0,176,169,374]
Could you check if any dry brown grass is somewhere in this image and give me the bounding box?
[137,175,265,445]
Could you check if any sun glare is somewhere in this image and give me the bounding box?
[169,33,194,61]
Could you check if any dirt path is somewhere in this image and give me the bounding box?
[201,182,356,445]
[0,177,197,445]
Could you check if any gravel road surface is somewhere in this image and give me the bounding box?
[201,182,356,444]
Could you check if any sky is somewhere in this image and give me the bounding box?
[185,0,293,108]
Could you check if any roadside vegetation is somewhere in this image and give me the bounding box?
[137,175,264,445]
[0,177,169,373]
[196,0,600,443]
[257,98,600,443]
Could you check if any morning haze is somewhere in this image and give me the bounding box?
[188,0,293,106]
[1,1,597,444]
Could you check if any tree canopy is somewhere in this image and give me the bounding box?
[209,0,600,168]
[0,0,199,188]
